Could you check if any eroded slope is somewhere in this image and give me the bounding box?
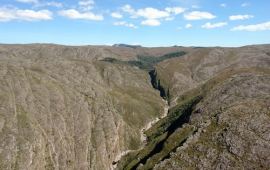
[118,45,270,170]
[0,44,168,170]
[153,45,270,106]
[154,73,270,169]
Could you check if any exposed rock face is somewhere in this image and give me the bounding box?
[117,45,270,170]
[0,44,168,170]
[0,44,270,170]
[154,45,270,106]
[154,74,270,169]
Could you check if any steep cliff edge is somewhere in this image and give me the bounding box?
[0,44,169,170]
[117,45,270,170]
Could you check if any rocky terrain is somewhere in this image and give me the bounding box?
[116,45,270,170]
[154,73,270,169]
[0,44,269,170]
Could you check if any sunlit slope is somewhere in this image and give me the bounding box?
[0,44,166,170]
[154,73,270,169]
[118,45,270,170]
[153,45,270,106]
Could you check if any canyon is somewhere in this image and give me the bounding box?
[0,44,269,169]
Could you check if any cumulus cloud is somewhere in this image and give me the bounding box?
[121,5,186,26]
[122,4,185,19]
[185,23,192,28]
[17,9,52,21]
[0,6,52,22]
[114,21,137,28]
[78,0,95,11]
[136,8,169,19]
[231,21,270,31]
[141,19,161,26]
[78,0,95,6]
[242,3,250,7]
[201,22,227,28]
[184,11,216,20]
[220,3,226,7]
[229,14,253,20]
[165,7,186,15]
[58,9,103,20]
[111,12,122,18]
[122,5,135,15]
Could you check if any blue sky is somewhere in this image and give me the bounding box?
[0,0,269,47]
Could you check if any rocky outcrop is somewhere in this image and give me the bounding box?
[154,74,270,169]
[118,45,270,170]
[154,45,270,106]
[0,44,167,170]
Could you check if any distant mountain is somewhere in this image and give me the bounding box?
[112,43,141,47]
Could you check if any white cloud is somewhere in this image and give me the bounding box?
[201,22,227,28]
[58,9,103,20]
[136,8,169,19]
[120,5,186,26]
[0,8,15,22]
[141,19,161,26]
[17,9,52,21]
[78,0,95,6]
[0,7,52,22]
[192,5,200,9]
[231,21,270,31]
[220,3,226,7]
[16,0,38,3]
[122,5,170,19]
[165,7,186,15]
[122,4,135,15]
[184,11,216,20]
[242,3,250,7]
[78,0,95,11]
[229,14,253,20]
[185,23,192,28]
[111,12,122,18]
[176,26,182,29]
[114,21,137,28]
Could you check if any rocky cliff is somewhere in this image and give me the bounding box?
[0,44,174,169]
[0,44,269,170]
[116,45,270,170]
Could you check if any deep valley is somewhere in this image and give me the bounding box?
[0,44,269,170]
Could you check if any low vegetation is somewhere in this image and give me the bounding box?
[101,51,187,72]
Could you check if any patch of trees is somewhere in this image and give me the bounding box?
[137,51,187,66]
[101,51,187,72]
[147,94,203,141]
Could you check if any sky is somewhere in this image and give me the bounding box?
[0,0,270,47]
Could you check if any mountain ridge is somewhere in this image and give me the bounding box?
[0,44,269,170]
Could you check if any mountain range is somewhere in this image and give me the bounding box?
[0,44,269,169]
